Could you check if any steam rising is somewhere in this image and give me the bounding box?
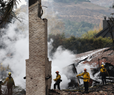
[48,40,106,89]
[17,0,28,8]
[0,5,28,89]
[44,0,110,89]
[48,40,75,89]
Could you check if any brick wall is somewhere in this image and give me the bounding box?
[26,2,51,95]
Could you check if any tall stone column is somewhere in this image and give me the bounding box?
[27,1,51,95]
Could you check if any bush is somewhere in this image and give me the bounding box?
[48,34,113,54]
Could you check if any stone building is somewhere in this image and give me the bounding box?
[26,1,52,95]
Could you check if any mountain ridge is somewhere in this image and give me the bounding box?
[43,1,113,25]
[42,1,114,36]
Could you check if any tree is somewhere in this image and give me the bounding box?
[0,0,20,27]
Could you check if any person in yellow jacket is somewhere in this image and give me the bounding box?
[3,72,15,95]
[76,68,90,93]
[100,65,108,85]
[53,71,62,90]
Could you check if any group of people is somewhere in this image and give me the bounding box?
[0,72,15,95]
[53,64,108,94]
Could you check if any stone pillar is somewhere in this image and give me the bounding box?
[26,2,51,95]
[103,16,108,29]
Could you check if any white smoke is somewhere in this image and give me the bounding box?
[48,40,76,89]
[48,40,105,89]
[43,0,108,89]
[90,0,114,8]
[17,0,28,8]
[43,0,53,2]
[0,5,28,89]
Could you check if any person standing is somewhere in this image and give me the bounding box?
[3,72,15,95]
[100,65,108,85]
[53,71,62,90]
[0,80,3,94]
[76,68,90,93]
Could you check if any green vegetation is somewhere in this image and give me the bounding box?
[48,34,113,54]
[48,18,95,38]
[54,0,90,3]
[63,20,95,37]
[82,25,103,38]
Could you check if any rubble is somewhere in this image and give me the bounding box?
[63,48,114,88]
[49,83,114,95]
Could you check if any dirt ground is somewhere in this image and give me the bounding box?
[49,82,114,95]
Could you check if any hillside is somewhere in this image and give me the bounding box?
[43,1,113,25]
[43,1,114,37]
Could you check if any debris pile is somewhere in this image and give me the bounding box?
[64,48,114,88]
[49,83,114,95]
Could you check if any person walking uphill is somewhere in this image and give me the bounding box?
[100,65,109,85]
[76,68,90,93]
[3,72,15,95]
[53,71,62,90]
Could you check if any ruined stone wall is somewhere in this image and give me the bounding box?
[45,58,52,95]
[26,1,51,95]
[43,18,52,95]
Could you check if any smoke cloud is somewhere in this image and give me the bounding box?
[48,40,106,89]
[0,5,28,89]
[17,0,28,8]
[48,40,76,89]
